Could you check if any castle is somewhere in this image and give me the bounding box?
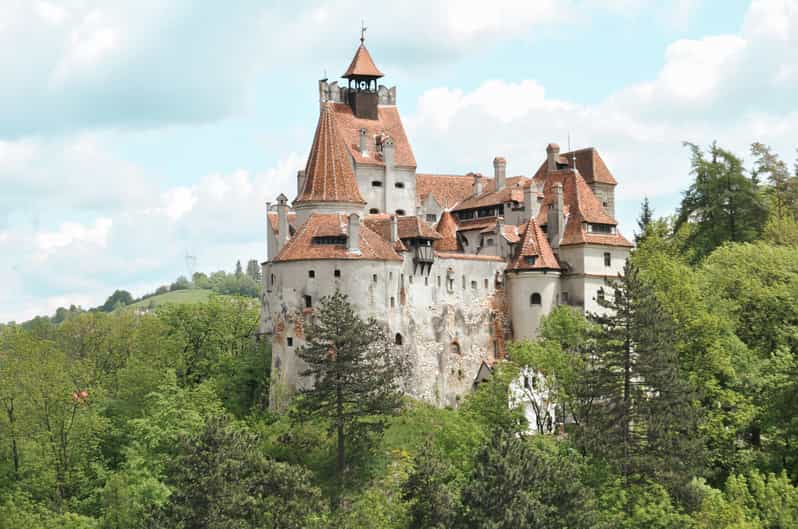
[260,36,632,408]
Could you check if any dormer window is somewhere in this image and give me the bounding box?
[587,223,614,234]
[525,256,537,265]
[312,236,347,245]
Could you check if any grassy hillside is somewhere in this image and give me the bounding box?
[125,289,213,311]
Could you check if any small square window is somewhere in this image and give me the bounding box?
[471,280,477,289]
[334,269,341,278]
[308,270,315,278]
[426,214,436,223]
[372,274,378,283]
[287,337,293,347]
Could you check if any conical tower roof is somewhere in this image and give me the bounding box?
[434,210,460,252]
[342,43,384,78]
[295,105,366,205]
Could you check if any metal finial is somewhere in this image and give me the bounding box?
[360,20,367,43]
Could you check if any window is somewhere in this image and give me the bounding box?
[604,252,611,267]
[396,209,406,215]
[308,270,315,278]
[312,236,346,245]
[485,237,495,246]
[334,269,341,278]
[372,274,378,283]
[395,333,403,345]
[304,295,312,308]
[561,292,569,304]
[425,276,429,286]
[471,280,477,289]
[525,256,537,265]
[371,180,383,187]
[588,223,613,234]
[390,297,395,308]
[270,274,275,286]
[287,337,293,347]
[369,208,379,214]
[409,275,414,284]
[602,201,609,208]
[484,278,489,288]
[437,276,441,287]
[597,288,605,302]
[389,271,393,280]
[426,214,437,223]
[401,273,405,285]
[530,292,542,306]
[394,182,405,189]
[451,341,461,355]
[462,275,466,289]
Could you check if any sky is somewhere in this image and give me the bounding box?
[1,0,797,322]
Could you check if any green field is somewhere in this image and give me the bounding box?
[125,289,214,311]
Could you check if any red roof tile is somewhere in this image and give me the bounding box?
[434,210,460,251]
[329,103,416,168]
[435,252,504,262]
[267,212,297,234]
[509,219,560,271]
[274,213,402,262]
[452,176,529,211]
[532,147,617,186]
[456,217,499,232]
[501,225,521,243]
[416,173,474,209]
[363,215,441,241]
[342,43,384,78]
[296,105,366,205]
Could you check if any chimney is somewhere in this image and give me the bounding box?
[296,170,306,197]
[359,128,369,156]
[347,213,361,254]
[382,136,395,167]
[390,214,399,242]
[547,183,564,249]
[276,193,290,252]
[546,143,560,171]
[472,172,483,195]
[493,157,507,191]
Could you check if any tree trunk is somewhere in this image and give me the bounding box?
[335,376,345,509]
[5,399,20,478]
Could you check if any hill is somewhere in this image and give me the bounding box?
[124,289,214,311]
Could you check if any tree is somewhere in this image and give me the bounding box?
[402,442,459,529]
[191,272,210,290]
[635,196,654,245]
[458,430,597,529]
[246,259,262,282]
[162,416,326,529]
[235,260,243,277]
[751,142,798,220]
[169,276,190,291]
[100,290,133,312]
[293,291,406,504]
[578,262,704,490]
[675,142,768,262]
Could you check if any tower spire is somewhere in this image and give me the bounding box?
[360,19,367,44]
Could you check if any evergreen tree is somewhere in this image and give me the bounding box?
[635,196,654,246]
[578,262,704,491]
[293,291,406,504]
[235,259,243,277]
[246,259,262,282]
[675,142,768,262]
[751,142,798,220]
[402,442,458,529]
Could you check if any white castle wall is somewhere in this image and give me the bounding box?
[507,270,561,340]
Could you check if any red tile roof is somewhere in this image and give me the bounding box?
[456,217,499,232]
[296,105,366,205]
[532,147,617,186]
[329,103,416,168]
[452,176,529,212]
[416,173,474,209]
[533,169,632,248]
[363,215,442,241]
[342,43,384,78]
[509,219,560,271]
[274,213,402,262]
[434,210,460,251]
[267,212,297,234]
[501,225,521,243]
[435,252,504,262]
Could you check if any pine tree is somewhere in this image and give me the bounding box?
[578,262,703,490]
[293,291,406,505]
[675,142,768,262]
[635,196,654,246]
[751,142,798,220]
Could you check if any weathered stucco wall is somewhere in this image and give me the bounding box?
[507,270,561,340]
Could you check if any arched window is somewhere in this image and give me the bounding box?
[395,333,403,345]
[530,292,542,306]
[451,341,461,355]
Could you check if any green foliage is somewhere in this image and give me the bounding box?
[100,290,134,312]
[676,142,768,262]
[293,291,406,501]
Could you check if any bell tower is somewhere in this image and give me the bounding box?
[342,24,383,120]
